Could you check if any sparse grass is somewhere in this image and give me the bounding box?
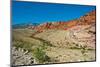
[69,43,81,49]
[31,36,54,47]
[12,29,95,64]
[40,42,47,50]
[80,45,89,61]
[13,38,51,64]
[13,40,33,52]
[69,43,94,51]
[33,47,50,63]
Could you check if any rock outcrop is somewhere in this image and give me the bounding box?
[32,10,96,49]
[12,47,34,66]
[29,10,95,33]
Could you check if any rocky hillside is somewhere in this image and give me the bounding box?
[30,10,96,49]
[12,10,96,65]
[29,10,95,33]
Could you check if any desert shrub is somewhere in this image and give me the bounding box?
[70,43,89,50]
[40,43,47,50]
[13,40,33,52]
[33,47,50,63]
[81,45,87,50]
[69,43,81,49]
[13,40,24,49]
[80,45,88,59]
[80,45,89,61]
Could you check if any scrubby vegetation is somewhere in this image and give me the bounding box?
[12,26,95,65]
[13,40,33,52]
[13,31,51,64]
[33,47,50,63]
[69,43,94,50]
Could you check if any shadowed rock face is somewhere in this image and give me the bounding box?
[29,10,95,32]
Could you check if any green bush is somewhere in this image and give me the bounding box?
[33,47,50,63]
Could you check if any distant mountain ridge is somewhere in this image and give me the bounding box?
[12,23,39,29]
[31,10,96,49]
[12,10,95,31]
[28,10,96,32]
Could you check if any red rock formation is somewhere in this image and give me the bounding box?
[29,10,96,32]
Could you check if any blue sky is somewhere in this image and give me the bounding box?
[12,1,96,25]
